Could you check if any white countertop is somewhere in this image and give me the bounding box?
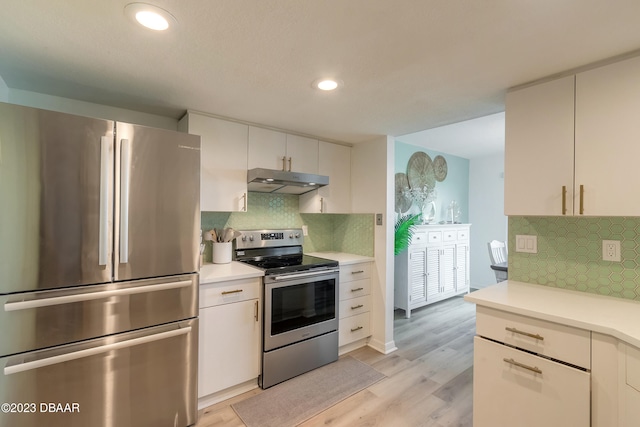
[307,252,375,265]
[199,261,264,284]
[465,280,640,349]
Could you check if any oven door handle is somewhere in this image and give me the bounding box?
[272,269,339,280]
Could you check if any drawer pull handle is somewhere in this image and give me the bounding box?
[351,270,365,274]
[351,326,363,332]
[351,287,364,292]
[221,289,243,295]
[505,327,544,341]
[503,358,542,375]
[351,304,364,310]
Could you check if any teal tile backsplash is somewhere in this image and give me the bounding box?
[509,216,640,300]
[201,192,374,262]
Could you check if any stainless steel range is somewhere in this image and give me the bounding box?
[235,229,339,389]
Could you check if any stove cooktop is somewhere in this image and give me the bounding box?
[238,254,338,276]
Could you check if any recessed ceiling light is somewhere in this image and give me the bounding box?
[125,3,177,31]
[312,78,343,91]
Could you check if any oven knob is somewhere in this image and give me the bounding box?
[289,234,293,239]
[295,233,300,238]
[242,235,247,241]
[249,235,254,241]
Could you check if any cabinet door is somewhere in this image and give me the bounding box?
[440,245,456,295]
[285,134,318,173]
[300,142,352,213]
[455,243,469,292]
[474,337,590,427]
[181,114,248,212]
[409,248,427,305]
[504,76,575,215]
[319,142,351,213]
[248,126,287,170]
[575,56,640,216]
[425,247,441,299]
[198,299,260,397]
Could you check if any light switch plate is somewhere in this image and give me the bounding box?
[515,235,537,253]
[376,213,383,226]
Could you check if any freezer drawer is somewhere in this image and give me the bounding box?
[0,319,197,427]
[1,274,198,356]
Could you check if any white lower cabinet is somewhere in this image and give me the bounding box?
[473,307,590,427]
[198,278,261,407]
[620,344,640,426]
[474,337,590,427]
[338,261,372,350]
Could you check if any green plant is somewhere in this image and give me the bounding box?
[394,213,422,255]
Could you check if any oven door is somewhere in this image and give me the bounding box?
[263,269,339,352]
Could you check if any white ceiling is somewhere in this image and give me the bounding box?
[1,1,640,147]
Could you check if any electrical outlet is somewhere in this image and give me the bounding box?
[376,214,383,226]
[602,240,621,262]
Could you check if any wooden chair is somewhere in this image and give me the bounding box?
[487,240,508,282]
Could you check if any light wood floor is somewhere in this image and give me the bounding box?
[196,296,476,427]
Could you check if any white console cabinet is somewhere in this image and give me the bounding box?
[394,224,470,318]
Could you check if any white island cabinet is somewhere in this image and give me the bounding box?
[473,306,590,427]
[197,263,263,409]
[466,281,640,427]
[178,112,248,212]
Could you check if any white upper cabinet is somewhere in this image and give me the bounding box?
[575,55,640,216]
[505,55,640,216]
[285,134,319,174]
[299,141,352,213]
[248,127,318,173]
[504,76,575,216]
[178,113,248,212]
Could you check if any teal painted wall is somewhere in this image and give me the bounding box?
[201,192,374,262]
[394,141,469,223]
[509,216,640,301]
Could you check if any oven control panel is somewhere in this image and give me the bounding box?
[236,229,303,249]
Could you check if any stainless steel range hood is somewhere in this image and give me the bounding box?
[247,168,329,195]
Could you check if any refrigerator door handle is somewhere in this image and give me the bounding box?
[120,138,131,264]
[4,326,192,375]
[99,136,112,266]
[4,280,192,312]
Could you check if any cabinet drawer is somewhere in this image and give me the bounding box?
[339,312,370,346]
[457,229,469,240]
[476,306,590,369]
[339,295,370,319]
[339,278,370,301]
[339,262,371,282]
[199,278,261,308]
[427,231,442,243]
[411,232,428,245]
[473,336,590,427]
[626,344,640,392]
[443,230,456,241]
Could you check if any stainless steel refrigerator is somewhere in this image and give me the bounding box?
[0,102,201,427]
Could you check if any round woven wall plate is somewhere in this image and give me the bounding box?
[406,151,435,190]
[433,155,448,182]
[395,173,412,213]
